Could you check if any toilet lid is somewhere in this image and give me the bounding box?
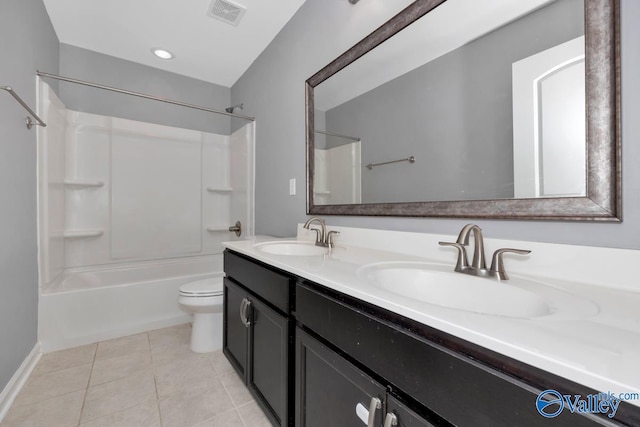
[179,278,224,297]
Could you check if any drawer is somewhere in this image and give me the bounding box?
[224,250,293,314]
[295,282,614,427]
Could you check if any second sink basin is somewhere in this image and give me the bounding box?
[357,262,596,319]
[253,240,329,256]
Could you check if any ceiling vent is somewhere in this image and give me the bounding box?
[207,0,247,27]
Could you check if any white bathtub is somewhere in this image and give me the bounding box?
[38,255,222,352]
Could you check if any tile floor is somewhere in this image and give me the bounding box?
[1,323,273,427]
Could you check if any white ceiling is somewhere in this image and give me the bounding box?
[42,0,307,88]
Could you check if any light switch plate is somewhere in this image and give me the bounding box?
[289,178,296,195]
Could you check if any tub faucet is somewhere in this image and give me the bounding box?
[303,217,338,248]
[439,224,530,280]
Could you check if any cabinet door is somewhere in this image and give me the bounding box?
[223,278,248,377]
[385,395,438,427]
[296,328,386,427]
[248,297,290,426]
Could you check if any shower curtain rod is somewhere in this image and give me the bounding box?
[36,71,255,122]
[314,129,360,142]
[1,85,47,129]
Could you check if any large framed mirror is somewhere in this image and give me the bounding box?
[306,0,620,221]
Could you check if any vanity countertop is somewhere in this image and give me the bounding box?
[223,229,640,408]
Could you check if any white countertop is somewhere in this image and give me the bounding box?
[223,227,640,408]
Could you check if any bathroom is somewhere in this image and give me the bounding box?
[1,0,639,426]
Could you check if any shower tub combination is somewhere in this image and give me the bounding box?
[39,256,222,352]
[37,79,254,352]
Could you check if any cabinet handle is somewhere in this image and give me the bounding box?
[356,403,369,425]
[240,298,251,328]
[239,298,246,325]
[239,298,251,327]
[384,412,398,427]
[355,398,382,426]
[367,397,382,427]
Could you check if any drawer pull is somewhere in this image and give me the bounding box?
[384,412,398,427]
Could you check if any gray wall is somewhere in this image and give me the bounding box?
[326,0,583,203]
[231,0,414,236]
[59,44,232,135]
[232,0,640,249]
[0,0,59,393]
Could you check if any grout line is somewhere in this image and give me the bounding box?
[235,400,258,410]
[207,353,223,379]
[77,344,98,427]
[237,407,250,427]
[154,400,163,427]
[221,376,255,410]
[3,388,87,422]
[235,400,273,426]
[218,372,239,408]
[148,332,160,402]
[215,358,257,410]
[198,407,243,427]
[147,331,164,427]
[237,406,250,427]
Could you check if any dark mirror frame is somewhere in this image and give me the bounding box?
[306,0,620,221]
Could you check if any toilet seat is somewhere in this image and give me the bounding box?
[179,278,223,297]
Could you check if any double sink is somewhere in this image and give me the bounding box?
[252,239,598,320]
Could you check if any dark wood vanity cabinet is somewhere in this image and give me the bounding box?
[224,251,639,427]
[223,250,294,427]
[295,282,634,427]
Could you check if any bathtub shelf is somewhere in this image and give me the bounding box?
[206,187,233,193]
[206,226,232,232]
[64,229,104,238]
[64,179,105,189]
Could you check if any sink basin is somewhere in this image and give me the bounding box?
[358,262,555,318]
[254,240,329,256]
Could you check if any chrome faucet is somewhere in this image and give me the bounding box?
[303,217,339,248]
[457,224,486,270]
[439,224,530,280]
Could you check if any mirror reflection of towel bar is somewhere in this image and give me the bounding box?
[366,156,415,170]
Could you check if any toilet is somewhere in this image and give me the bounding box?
[178,277,224,353]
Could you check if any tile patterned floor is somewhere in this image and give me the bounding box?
[1,324,273,427]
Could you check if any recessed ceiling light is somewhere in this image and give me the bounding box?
[151,48,174,60]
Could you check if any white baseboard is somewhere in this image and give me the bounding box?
[0,343,42,423]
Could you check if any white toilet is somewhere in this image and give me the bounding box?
[178,277,224,353]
